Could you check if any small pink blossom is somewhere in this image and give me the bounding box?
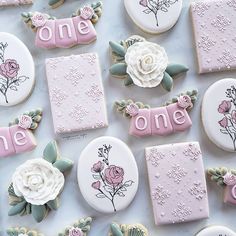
[218,117,228,128]
[92,181,101,190]
[126,103,139,117]
[0,59,19,79]
[223,172,236,186]
[177,95,193,109]
[104,165,124,187]
[91,161,104,173]
[31,12,47,28]
[18,115,32,129]
[218,100,231,114]
[139,0,148,7]
[68,227,83,236]
[80,6,94,20]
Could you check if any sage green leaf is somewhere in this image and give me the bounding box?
[165,64,189,77]
[161,72,173,92]
[32,205,47,223]
[47,198,60,210]
[110,223,123,236]
[124,75,134,86]
[109,41,126,57]
[110,63,127,76]
[43,141,58,164]
[8,200,27,216]
[53,159,73,172]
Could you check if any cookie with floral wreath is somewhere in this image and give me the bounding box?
[109,35,188,91]
[109,223,148,236]
[7,227,43,236]
[8,141,73,222]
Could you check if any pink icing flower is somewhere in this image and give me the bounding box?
[218,100,231,114]
[126,103,139,117]
[223,172,236,186]
[91,161,104,173]
[104,165,124,187]
[232,110,236,123]
[18,115,32,130]
[0,59,19,79]
[31,12,47,28]
[177,95,193,109]
[68,227,83,236]
[80,6,95,20]
[92,181,101,190]
[218,117,228,128]
[139,0,148,7]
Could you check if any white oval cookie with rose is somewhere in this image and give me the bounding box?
[124,0,183,34]
[196,226,236,236]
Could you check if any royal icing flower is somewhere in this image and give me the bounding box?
[126,103,139,117]
[0,59,19,79]
[18,115,32,130]
[218,100,231,114]
[31,12,47,28]
[92,181,101,190]
[218,117,228,128]
[125,42,168,88]
[223,172,236,186]
[68,227,83,236]
[12,159,65,205]
[177,95,193,109]
[91,161,104,173]
[104,165,124,187]
[80,6,95,20]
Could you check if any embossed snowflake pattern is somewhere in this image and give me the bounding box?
[188,182,206,201]
[69,105,88,122]
[211,14,231,32]
[152,185,171,205]
[83,54,97,65]
[192,2,210,17]
[146,149,164,167]
[227,0,236,10]
[50,87,68,106]
[86,84,103,102]
[167,164,187,184]
[172,203,192,222]
[64,67,84,86]
[217,50,236,69]
[198,35,216,52]
[183,143,201,161]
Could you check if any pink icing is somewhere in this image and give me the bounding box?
[18,115,32,130]
[0,127,15,157]
[80,6,94,20]
[223,172,236,186]
[224,185,236,205]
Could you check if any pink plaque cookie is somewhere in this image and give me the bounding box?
[45,53,108,135]
[145,142,209,225]
[190,0,236,74]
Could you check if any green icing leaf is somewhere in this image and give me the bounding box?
[47,198,60,210]
[165,63,189,77]
[31,205,47,223]
[43,141,58,164]
[161,72,173,92]
[8,201,27,216]
[53,159,73,172]
[110,63,127,76]
[124,75,134,86]
[110,223,123,236]
[109,41,126,57]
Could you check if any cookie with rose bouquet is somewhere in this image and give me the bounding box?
[109,35,188,91]
[8,140,73,222]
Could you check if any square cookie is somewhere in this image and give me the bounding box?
[145,142,209,225]
[190,0,236,74]
[45,53,108,135]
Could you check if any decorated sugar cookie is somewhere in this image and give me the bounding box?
[202,78,236,152]
[0,0,32,7]
[109,223,148,236]
[0,108,42,158]
[208,167,236,206]
[21,2,102,49]
[195,225,236,236]
[8,141,73,222]
[109,35,188,91]
[7,227,43,236]
[77,136,139,213]
[124,0,183,34]
[0,32,35,106]
[115,90,197,137]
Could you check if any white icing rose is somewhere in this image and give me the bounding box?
[18,115,32,129]
[125,42,168,88]
[12,159,65,205]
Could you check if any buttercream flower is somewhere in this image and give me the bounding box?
[31,12,47,28]
[177,95,193,109]
[218,100,231,114]
[218,117,228,128]
[91,161,104,173]
[125,42,168,88]
[68,227,83,236]
[18,115,32,130]
[223,172,236,186]
[232,110,236,123]
[12,159,65,205]
[126,103,139,117]
[0,59,19,79]
[92,181,101,190]
[139,0,148,7]
[80,6,95,20]
[104,165,124,187]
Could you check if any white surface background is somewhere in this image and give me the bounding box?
[0,0,236,235]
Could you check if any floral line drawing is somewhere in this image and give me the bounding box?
[91,145,134,212]
[139,0,178,26]
[0,42,29,104]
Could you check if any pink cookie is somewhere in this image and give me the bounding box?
[45,53,108,135]
[190,0,236,74]
[0,0,32,6]
[145,142,209,225]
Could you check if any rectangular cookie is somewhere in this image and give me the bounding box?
[145,142,209,225]
[0,0,33,6]
[45,53,108,135]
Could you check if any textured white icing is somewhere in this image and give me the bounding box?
[196,225,235,236]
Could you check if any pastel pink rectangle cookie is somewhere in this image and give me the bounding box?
[0,0,33,6]
[0,127,15,157]
[190,0,236,74]
[145,142,209,225]
[45,53,108,135]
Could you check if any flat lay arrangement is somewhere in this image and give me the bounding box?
[0,0,236,236]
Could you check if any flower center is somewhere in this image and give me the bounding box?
[138,54,158,75]
[28,174,44,190]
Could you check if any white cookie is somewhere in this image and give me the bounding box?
[196,226,236,236]
[0,32,35,106]
[77,136,139,213]
[124,0,183,34]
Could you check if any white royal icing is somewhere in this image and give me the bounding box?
[196,225,235,236]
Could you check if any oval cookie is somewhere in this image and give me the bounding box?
[124,0,183,34]
[196,226,235,236]
[0,32,35,106]
[202,78,236,152]
[77,136,139,213]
